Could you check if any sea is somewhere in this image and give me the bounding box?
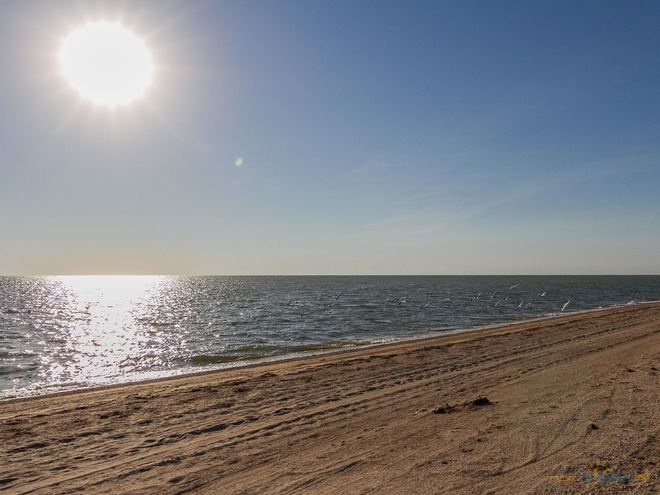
[1,275,659,400]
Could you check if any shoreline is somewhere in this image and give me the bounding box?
[3,299,658,404]
[2,301,658,494]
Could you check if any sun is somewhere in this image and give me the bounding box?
[58,22,154,107]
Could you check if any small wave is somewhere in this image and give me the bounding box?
[135,317,174,327]
[0,362,38,375]
[189,340,365,367]
[231,340,364,355]
[289,340,363,352]
[0,350,37,359]
[231,344,281,353]
[141,320,174,327]
[149,321,174,327]
[0,364,20,376]
[190,354,267,365]
[227,320,249,327]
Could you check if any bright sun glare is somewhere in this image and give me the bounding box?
[58,22,154,107]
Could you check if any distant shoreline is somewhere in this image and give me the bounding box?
[3,274,660,277]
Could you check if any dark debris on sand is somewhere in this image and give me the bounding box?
[432,403,457,414]
[467,396,492,408]
[432,396,494,414]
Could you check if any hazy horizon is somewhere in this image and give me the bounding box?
[1,0,659,275]
[3,273,660,278]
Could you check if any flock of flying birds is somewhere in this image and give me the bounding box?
[461,284,571,312]
[285,283,573,317]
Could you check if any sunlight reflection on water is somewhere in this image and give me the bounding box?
[1,275,659,399]
[49,276,171,385]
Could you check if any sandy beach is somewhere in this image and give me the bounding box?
[1,302,658,494]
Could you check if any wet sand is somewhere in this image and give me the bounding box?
[1,302,659,494]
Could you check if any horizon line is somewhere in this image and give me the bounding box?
[2,274,659,277]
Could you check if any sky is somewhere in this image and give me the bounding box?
[0,0,659,275]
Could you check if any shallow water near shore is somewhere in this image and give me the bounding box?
[1,275,659,399]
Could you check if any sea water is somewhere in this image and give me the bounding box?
[1,275,658,399]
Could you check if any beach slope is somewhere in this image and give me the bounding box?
[1,303,659,494]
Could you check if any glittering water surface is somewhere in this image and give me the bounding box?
[1,275,658,399]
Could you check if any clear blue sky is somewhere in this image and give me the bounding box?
[1,0,659,275]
